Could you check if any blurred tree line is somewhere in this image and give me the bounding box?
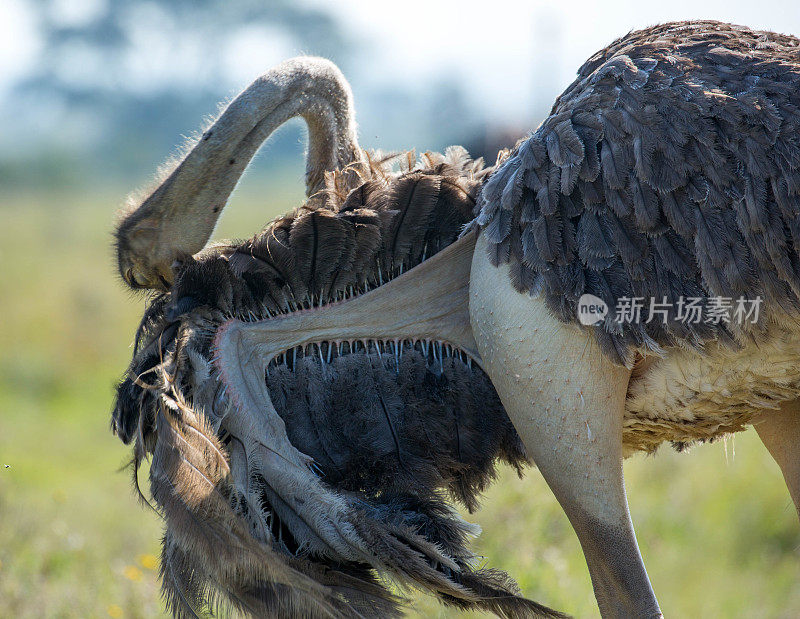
[0,0,486,190]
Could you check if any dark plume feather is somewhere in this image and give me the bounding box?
[152,408,377,619]
[384,172,441,270]
[289,209,349,300]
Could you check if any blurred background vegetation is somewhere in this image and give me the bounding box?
[1,0,799,617]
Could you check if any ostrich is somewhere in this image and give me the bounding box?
[114,61,556,618]
[113,21,800,618]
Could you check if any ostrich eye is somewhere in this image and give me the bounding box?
[125,267,151,289]
[124,268,137,287]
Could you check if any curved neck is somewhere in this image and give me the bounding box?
[118,57,365,289]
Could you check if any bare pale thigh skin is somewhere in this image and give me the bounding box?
[470,232,662,618]
[754,399,800,519]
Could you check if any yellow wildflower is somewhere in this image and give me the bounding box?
[138,554,158,570]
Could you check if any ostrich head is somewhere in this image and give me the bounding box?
[113,58,562,617]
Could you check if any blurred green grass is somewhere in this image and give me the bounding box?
[0,184,798,618]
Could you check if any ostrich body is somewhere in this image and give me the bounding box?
[114,21,800,618]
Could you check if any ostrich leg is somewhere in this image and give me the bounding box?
[470,233,662,618]
[753,399,800,519]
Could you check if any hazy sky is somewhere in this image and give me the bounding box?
[2,0,799,123]
[318,0,800,122]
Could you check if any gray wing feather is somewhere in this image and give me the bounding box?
[474,20,800,364]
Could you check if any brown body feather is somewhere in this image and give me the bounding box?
[475,20,800,365]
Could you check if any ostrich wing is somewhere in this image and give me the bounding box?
[113,150,564,618]
[474,20,800,365]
